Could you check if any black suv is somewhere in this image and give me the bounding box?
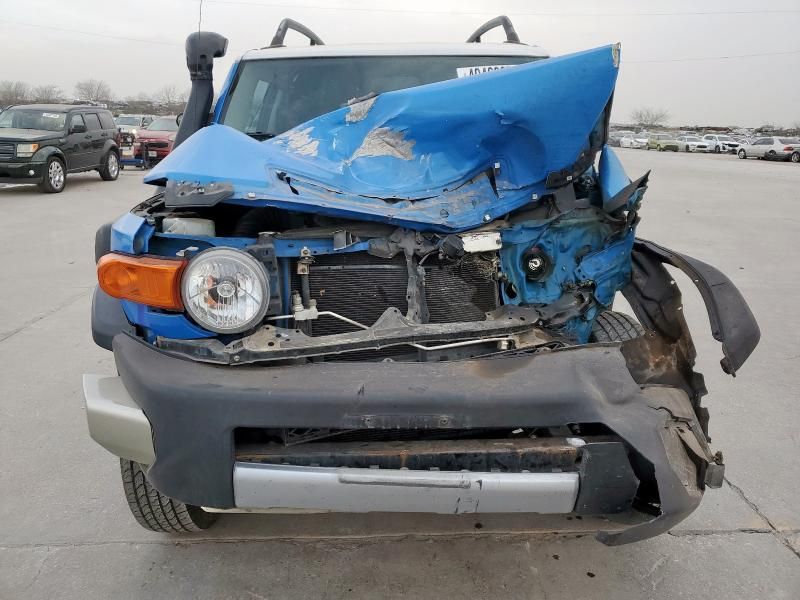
[0,104,120,192]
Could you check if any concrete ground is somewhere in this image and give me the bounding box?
[1,150,798,599]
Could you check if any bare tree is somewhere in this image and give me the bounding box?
[74,79,113,104]
[153,84,188,114]
[31,84,64,103]
[0,80,32,106]
[630,107,670,127]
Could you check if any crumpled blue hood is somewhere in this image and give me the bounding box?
[146,44,619,232]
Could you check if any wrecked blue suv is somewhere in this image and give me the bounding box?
[84,17,759,545]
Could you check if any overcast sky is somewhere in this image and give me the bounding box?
[1,0,798,127]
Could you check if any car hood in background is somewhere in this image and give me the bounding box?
[146,44,620,232]
[0,128,60,142]
[137,130,174,140]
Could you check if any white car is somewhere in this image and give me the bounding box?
[115,114,155,135]
[702,134,740,154]
[676,136,709,153]
[737,137,800,163]
[619,133,648,149]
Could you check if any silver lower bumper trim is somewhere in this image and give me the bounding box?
[83,374,155,465]
[233,463,579,514]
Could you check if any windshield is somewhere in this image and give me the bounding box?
[116,116,142,126]
[221,55,542,138]
[0,108,66,131]
[717,135,733,141]
[779,138,799,144]
[147,117,178,131]
[655,134,670,140]
[685,136,700,141]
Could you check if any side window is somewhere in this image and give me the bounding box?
[98,112,116,130]
[69,113,86,132]
[84,113,102,131]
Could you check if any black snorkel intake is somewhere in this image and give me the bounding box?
[174,31,229,149]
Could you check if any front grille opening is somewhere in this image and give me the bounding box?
[233,425,621,473]
[290,253,500,337]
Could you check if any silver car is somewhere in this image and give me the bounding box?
[737,137,800,163]
[676,135,709,153]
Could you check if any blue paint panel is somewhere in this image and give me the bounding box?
[111,212,155,255]
[121,300,215,341]
[213,58,240,123]
[598,145,630,205]
[146,45,620,232]
[575,233,635,306]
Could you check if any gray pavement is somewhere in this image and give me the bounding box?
[1,151,798,599]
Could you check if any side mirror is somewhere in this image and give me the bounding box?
[70,124,87,134]
[176,113,183,126]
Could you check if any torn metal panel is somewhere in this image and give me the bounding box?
[145,45,620,232]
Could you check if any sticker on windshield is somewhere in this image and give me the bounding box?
[456,65,518,78]
[42,113,62,119]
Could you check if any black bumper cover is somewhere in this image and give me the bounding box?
[109,239,760,545]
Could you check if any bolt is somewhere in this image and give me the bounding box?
[528,257,543,271]
[483,213,492,222]
[247,192,256,199]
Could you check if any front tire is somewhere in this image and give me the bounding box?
[120,459,218,533]
[37,156,66,193]
[738,149,747,159]
[590,311,645,343]
[714,145,721,154]
[791,152,800,163]
[99,150,119,181]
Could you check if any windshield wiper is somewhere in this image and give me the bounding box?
[247,131,277,141]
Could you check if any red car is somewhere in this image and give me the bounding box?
[133,116,179,162]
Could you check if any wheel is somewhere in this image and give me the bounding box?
[120,459,218,533]
[738,149,747,159]
[590,311,645,343]
[657,145,664,152]
[791,152,799,163]
[766,150,776,160]
[37,156,66,193]
[99,150,119,181]
[672,147,678,152]
[685,146,691,152]
[714,145,721,154]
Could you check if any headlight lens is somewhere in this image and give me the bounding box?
[181,248,269,333]
[16,143,39,157]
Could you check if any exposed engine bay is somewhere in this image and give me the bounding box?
[129,161,643,365]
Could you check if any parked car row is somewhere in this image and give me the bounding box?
[612,129,799,163]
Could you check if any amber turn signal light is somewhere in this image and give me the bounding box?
[97,253,186,310]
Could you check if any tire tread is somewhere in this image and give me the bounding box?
[591,310,644,342]
[119,459,216,533]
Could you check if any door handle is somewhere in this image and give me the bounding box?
[84,135,92,139]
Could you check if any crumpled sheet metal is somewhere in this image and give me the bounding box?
[146,45,619,232]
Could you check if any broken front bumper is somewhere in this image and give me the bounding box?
[83,240,759,545]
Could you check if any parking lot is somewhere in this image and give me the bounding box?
[1,149,799,599]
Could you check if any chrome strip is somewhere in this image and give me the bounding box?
[234,463,579,514]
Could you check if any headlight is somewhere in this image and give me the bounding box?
[131,128,138,135]
[181,248,269,333]
[16,143,39,157]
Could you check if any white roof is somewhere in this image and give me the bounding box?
[241,42,549,61]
